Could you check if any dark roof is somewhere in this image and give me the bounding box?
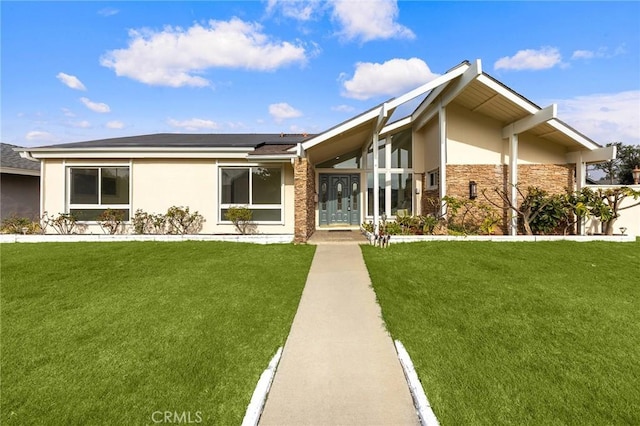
[36,133,313,149]
[250,143,297,155]
[1,143,40,171]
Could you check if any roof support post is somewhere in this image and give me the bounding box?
[372,131,380,234]
[439,101,447,218]
[575,152,586,235]
[508,131,518,236]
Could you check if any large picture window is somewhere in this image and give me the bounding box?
[365,128,413,217]
[220,167,283,222]
[68,167,130,221]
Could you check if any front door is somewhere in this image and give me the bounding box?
[319,174,360,226]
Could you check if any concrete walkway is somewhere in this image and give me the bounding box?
[259,235,419,425]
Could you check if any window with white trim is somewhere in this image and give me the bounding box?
[365,128,414,216]
[68,166,130,220]
[220,167,283,222]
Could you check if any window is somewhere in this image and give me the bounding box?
[316,149,362,169]
[365,129,413,216]
[220,167,283,222]
[390,129,412,168]
[366,138,386,168]
[391,173,413,215]
[68,167,130,221]
[427,169,439,190]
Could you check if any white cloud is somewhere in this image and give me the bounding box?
[571,45,626,60]
[25,130,55,141]
[269,103,303,122]
[61,108,76,117]
[56,72,87,91]
[331,104,355,113]
[167,118,219,131]
[266,0,323,21]
[101,18,307,88]
[330,0,414,42]
[80,97,111,113]
[552,90,640,145]
[106,121,124,129]
[98,7,119,17]
[494,47,562,71]
[571,50,595,60]
[70,120,91,128]
[340,57,439,100]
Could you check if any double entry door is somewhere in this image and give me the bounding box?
[319,174,360,226]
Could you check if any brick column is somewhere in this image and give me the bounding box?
[294,158,316,243]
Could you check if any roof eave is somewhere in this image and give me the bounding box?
[0,166,40,176]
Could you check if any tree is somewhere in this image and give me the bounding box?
[592,142,640,184]
[582,187,640,235]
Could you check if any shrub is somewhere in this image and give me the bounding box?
[98,209,126,235]
[42,212,82,235]
[0,215,41,234]
[442,195,500,235]
[361,221,374,233]
[224,206,253,235]
[166,206,204,234]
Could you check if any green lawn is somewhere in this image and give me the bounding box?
[1,241,315,425]
[362,241,640,425]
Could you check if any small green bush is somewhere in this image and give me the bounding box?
[225,207,253,235]
[166,206,205,234]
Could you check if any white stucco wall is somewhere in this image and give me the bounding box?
[414,116,439,173]
[445,103,570,166]
[583,185,640,237]
[446,103,504,165]
[40,158,295,235]
[41,159,66,218]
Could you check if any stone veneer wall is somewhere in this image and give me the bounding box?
[422,164,575,233]
[294,158,316,243]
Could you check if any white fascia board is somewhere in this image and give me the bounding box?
[22,147,253,160]
[0,167,40,176]
[566,145,616,163]
[301,62,472,152]
[246,155,296,162]
[441,59,482,106]
[386,63,470,111]
[502,104,557,138]
[376,103,391,132]
[548,119,600,150]
[412,60,480,130]
[412,85,448,122]
[476,74,539,114]
[413,103,440,132]
[301,108,381,151]
[380,117,412,138]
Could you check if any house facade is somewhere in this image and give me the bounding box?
[20,59,624,241]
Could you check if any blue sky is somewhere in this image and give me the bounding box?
[2,1,639,147]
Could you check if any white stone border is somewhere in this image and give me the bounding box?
[242,347,283,426]
[0,234,294,244]
[395,340,439,426]
[361,228,636,243]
